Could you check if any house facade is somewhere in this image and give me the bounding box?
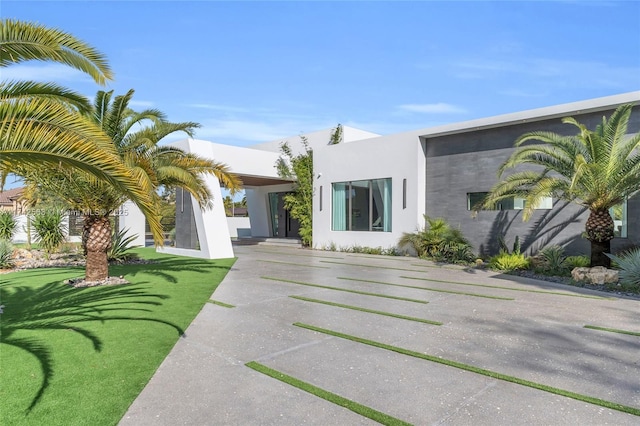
[148,91,639,259]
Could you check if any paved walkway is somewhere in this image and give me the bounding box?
[120,245,640,425]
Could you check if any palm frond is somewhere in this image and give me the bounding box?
[0,80,92,114]
[0,18,113,84]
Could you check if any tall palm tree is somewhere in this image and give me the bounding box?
[483,103,640,267]
[25,90,241,281]
[0,19,164,247]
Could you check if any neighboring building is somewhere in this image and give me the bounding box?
[143,91,639,259]
[0,187,26,215]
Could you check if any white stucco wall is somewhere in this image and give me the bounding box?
[245,183,294,237]
[118,201,146,247]
[227,216,251,238]
[312,131,425,250]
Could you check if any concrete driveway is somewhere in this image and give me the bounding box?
[120,245,640,425]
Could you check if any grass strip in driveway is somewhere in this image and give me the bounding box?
[400,276,609,300]
[319,260,431,273]
[255,249,346,259]
[261,276,428,304]
[258,259,331,269]
[293,322,640,417]
[245,361,412,426]
[289,295,442,325]
[584,325,640,337]
[207,299,235,308]
[339,277,514,301]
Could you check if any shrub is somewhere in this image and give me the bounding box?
[565,255,590,269]
[31,209,67,257]
[536,245,568,276]
[0,239,14,269]
[489,252,530,272]
[0,211,17,241]
[398,216,475,264]
[107,228,139,264]
[606,248,640,291]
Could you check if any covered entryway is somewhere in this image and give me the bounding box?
[268,192,300,238]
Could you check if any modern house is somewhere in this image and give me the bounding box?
[129,91,639,260]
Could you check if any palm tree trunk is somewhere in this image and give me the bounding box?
[83,215,112,281]
[585,209,614,268]
[590,240,611,268]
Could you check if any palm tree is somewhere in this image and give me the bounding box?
[482,104,640,267]
[0,19,164,247]
[24,90,241,281]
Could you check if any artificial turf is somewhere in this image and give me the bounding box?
[0,248,234,425]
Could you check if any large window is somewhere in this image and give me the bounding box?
[610,199,627,238]
[332,178,392,232]
[467,192,553,211]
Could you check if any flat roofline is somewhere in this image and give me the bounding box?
[417,91,640,139]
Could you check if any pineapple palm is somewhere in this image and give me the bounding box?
[0,19,165,251]
[483,104,640,267]
[25,89,241,281]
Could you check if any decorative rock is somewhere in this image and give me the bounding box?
[571,266,619,285]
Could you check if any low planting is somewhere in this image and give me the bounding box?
[0,211,17,240]
[398,216,475,264]
[606,248,640,291]
[0,239,14,269]
[488,251,530,272]
[0,248,234,425]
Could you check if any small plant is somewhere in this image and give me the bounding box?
[398,216,475,264]
[498,234,521,255]
[489,252,530,272]
[606,248,640,291]
[0,211,17,241]
[536,245,568,276]
[31,209,67,258]
[107,228,139,263]
[168,228,176,246]
[0,239,14,269]
[565,255,590,269]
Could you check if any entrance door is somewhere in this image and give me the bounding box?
[268,192,300,238]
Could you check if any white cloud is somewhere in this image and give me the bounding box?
[0,64,91,82]
[396,103,467,114]
[185,103,250,113]
[129,100,155,108]
[454,57,640,89]
[192,117,336,145]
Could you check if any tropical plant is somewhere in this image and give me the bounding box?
[565,255,591,269]
[606,248,640,291]
[535,245,568,276]
[399,215,475,263]
[276,136,314,246]
[482,104,640,267]
[0,210,17,240]
[107,227,139,263]
[30,209,67,257]
[23,89,241,281]
[0,238,13,268]
[489,252,530,272]
[0,19,165,257]
[498,234,521,255]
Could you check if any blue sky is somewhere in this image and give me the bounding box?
[3,1,640,181]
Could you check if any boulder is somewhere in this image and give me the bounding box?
[571,266,619,285]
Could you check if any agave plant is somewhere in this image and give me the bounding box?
[107,227,139,264]
[606,248,640,291]
[0,210,17,240]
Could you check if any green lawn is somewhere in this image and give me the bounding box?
[0,248,235,425]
